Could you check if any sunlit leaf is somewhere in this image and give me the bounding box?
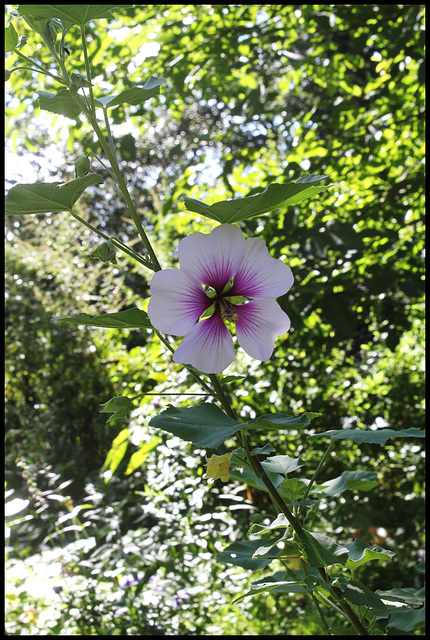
[95,76,166,108]
[5,174,103,215]
[37,89,82,119]
[312,471,378,496]
[101,427,130,480]
[308,427,425,444]
[376,587,425,606]
[59,307,152,329]
[261,454,306,476]
[233,578,306,604]
[218,538,279,569]
[302,530,349,568]
[248,513,292,536]
[5,23,19,51]
[244,411,320,431]
[125,437,161,475]
[184,175,330,224]
[335,578,388,614]
[149,403,240,448]
[343,539,396,570]
[17,5,125,27]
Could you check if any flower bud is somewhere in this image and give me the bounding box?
[44,20,58,48]
[90,240,117,265]
[74,155,91,178]
[100,395,131,423]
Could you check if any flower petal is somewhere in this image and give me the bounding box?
[205,453,232,482]
[178,224,246,291]
[229,237,294,298]
[148,269,210,335]
[235,297,291,361]
[173,312,236,374]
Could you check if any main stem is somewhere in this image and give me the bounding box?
[76,29,161,272]
[209,373,369,636]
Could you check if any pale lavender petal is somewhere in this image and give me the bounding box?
[173,312,236,374]
[235,297,291,361]
[178,224,246,291]
[229,237,294,298]
[148,269,210,335]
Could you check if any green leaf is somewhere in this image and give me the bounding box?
[59,307,152,329]
[221,375,246,385]
[335,578,388,614]
[386,606,426,632]
[5,174,103,215]
[37,89,82,119]
[278,478,309,504]
[5,23,19,51]
[308,427,425,444]
[95,76,166,108]
[233,576,306,603]
[261,454,306,476]
[184,175,330,224]
[243,411,320,431]
[254,532,294,559]
[251,443,277,455]
[248,513,292,536]
[17,5,124,27]
[229,466,284,491]
[344,539,396,570]
[376,587,425,606]
[149,403,241,448]
[302,531,349,568]
[218,538,279,570]
[125,436,161,475]
[101,427,130,480]
[312,471,378,497]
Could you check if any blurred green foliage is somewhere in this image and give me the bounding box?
[5,3,424,635]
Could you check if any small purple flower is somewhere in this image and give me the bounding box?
[172,588,190,608]
[148,224,293,373]
[119,574,137,588]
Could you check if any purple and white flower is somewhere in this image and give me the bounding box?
[148,224,293,374]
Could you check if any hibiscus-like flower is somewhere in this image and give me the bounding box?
[147,224,293,374]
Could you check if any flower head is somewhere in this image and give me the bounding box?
[204,453,232,482]
[148,224,293,374]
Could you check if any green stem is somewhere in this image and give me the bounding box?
[68,209,152,269]
[88,151,117,181]
[208,374,237,420]
[12,50,66,83]
[80,24,96,116]
[298,440,334,518]
[310,592,332,635]
[156,332,217,398]
[71,49,161,271]
[208,374,369,636]
[103,108,120,166]
[81,101,161,271]
[129,392,210,401]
